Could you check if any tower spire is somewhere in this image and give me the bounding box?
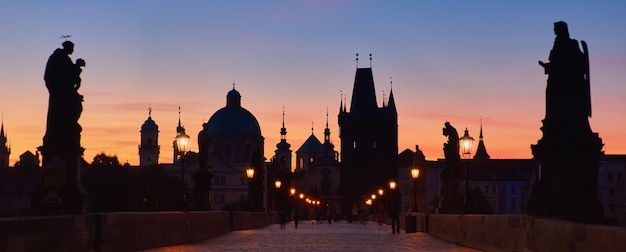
[355,53,359,68]
[280,106,287,140]
[324,108,331,144]
[339,90,344,113]
[369,53,372,68]
[177,106,184,133]
[473,117,490,159]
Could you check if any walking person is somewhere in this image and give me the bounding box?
[293,206,300,229]
[376,202,385,225]
[389,195,401,234]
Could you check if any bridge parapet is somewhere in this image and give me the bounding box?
[0,211,277,252]
[427,214,626,252]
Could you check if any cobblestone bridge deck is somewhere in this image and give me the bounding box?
[142,221,481,252]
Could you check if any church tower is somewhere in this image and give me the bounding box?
[0,119,10,168]
[274,108,292,172]
[139,108,160,166]
[473,119,490,159]
[338,55,398,206]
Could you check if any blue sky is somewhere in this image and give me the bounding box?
[1,1,625,165]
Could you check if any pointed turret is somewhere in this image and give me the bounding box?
[0,119,10,168]
[473,120,490,159]
[387,88,397,115]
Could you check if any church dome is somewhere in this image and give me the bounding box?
[204,88,261,137]
[141,116,159,132]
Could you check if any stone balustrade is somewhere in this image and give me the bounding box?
[0,211,278,252]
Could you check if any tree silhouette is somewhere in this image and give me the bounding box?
[465,186,494,214]
[82,153,131,212]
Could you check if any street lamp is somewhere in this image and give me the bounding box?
[389,181,396,190]
[411,168,420,212]
[275,180,282,189]
[175,131,191,211]
[246,167,255,179]
[245,167,255,211]
[290,188,296,196]
[459,128,474,214]
[274,179,282,211]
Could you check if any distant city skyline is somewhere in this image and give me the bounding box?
[1,1,625,166]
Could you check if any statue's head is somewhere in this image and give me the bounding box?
[553,21,569,38]
[62,40,74,54]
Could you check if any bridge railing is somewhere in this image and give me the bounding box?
[0,211,278,252]
[423,213,626,252]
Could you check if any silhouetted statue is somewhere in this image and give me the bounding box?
[538,21,592,132]
[442,122,460,162]
[531,21,603,222]
[43,40,85,154]
[439,122,463,213]
[39,40,88,214]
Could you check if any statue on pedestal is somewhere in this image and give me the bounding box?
[531,22,603,222]
[439,122,463,214]
[39,39,88,214]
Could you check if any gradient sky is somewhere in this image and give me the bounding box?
[1,1,625,166]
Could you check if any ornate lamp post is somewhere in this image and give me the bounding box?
[275,179,282,211]
[175,131,191,211]
[246,167,255,210]
[410,168,420,212]
[459,128,474,214]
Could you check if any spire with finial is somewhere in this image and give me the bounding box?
[276,106,291,152]
[311,121,314,134]
[324,108,331,143]
[369,53,372,68]
[356,53,359,68]
[148,105,152,118]
[473,117,490,159]
[177,106,185,134]
[382,90,386,107]
[339,90,344,113]
[0,115,8,168]
[280,106,287,140]
[387,77,396,113]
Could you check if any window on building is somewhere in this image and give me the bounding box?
[609,188,615,197]
[511,199,516,210]
[299,158,304,168]
[372,141,377,148]
[608,173,614,181]
[214,194,225,203]
[241,176,247,185]
[511,185,517,194]
[485,185,489,194]
[492,185,496,194]
[309,157,314,163]
[225,144,232,158]
[610,204,615,213]
[353,141,357,149]
[214,176,226,185]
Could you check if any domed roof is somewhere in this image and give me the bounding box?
[141,116,159,132]
[204,88,261,137]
